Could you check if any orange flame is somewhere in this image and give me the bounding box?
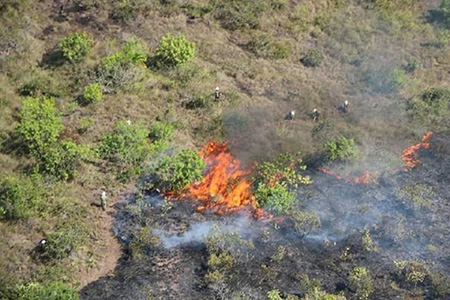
[401,132,433,169]
[181,141,258,215]
[320,168,375,184]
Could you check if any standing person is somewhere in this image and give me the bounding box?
[101,191,107,212]
[312,109,320,122]
[285,110,295,120]
[214,87,221,101]
[343,100,349,113]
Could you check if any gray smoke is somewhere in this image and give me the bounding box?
[154,215,257,249]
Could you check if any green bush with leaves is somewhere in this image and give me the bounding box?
[59,32,94,63]
[267,289,283,300]
[211,0,268,30]
[348,267,374,300]
[16,97,63,155]
[291,210,322,236]
[149,121,175,141]
[16,97,89,180]
[247,32,291,59]
[35,141,92,180]
[443,0,450,26]
[301,275,347,300]
[324,136,357,161]
[154,33,195,68]
[99,120,150,170]
[153,149,205,192]
[0,176,43,221]
[83,82,103,104]
[14,281,79,300]
[110,0,151,22]
[301,50,325,67]
[42,222,89,260]
[255,182,296,214]
[408,87,450,129]
[99,38,148,88]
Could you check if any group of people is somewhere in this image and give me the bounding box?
[286,100,350,122]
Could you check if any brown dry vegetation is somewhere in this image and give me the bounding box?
[0,0,449,299]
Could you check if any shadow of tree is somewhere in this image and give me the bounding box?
[39,47,66,69]
[425,9,449,29]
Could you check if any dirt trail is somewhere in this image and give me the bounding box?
[78,206,123,289]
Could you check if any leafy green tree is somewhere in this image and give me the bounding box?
[82,82,103,104]
[267,289,283,300]
[153,149,205,192]
[324,136,357,161]
[14,281,79,300]
[154,33,195,68]
[0,176,43,221]
[35,141,92,180]
[16,97,63,156]
[99,120,150,167]
[255,182,296,214]
[59,32,94,63]
[253,153,311,214]
[149,121,175,141]
[348,267,374,300]
[42,222,89,260]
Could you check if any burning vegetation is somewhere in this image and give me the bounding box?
[401,132,433,169]
[183,141,257,214]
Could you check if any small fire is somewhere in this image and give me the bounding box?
[320,168,375,184]
[401,132,433,169]
[182,141,258,214]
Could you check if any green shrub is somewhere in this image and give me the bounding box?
[35,141,92,181]
[16,97,63,155]
[324,136,357,161]
[153,149,205,192]
[290,210,322,236]
[211,0,268,30]
[43,222,89,260]
[348,267,373,300]
[0,176,43,221]
[254,152,311,188]
[408,87,450,128]
[149,121,175,141]
[19,73,65,98]
[14,281,79,300]
[405,60,421,73]
[102,38,148,69]
[247,32,291,59]
[59,32,94,63]
[267,289,283,300]
[301,50,325,67]
[301,275,347,300]
[110,0,151,22]
[255,182,296,214]
[395,184,434,209]
[83,82,103,104]
[98,120,150,171]
[99,38,148,88]
[154,33,195,68]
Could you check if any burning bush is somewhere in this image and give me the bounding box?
[324,136,357,162]
[153,149,206,192]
